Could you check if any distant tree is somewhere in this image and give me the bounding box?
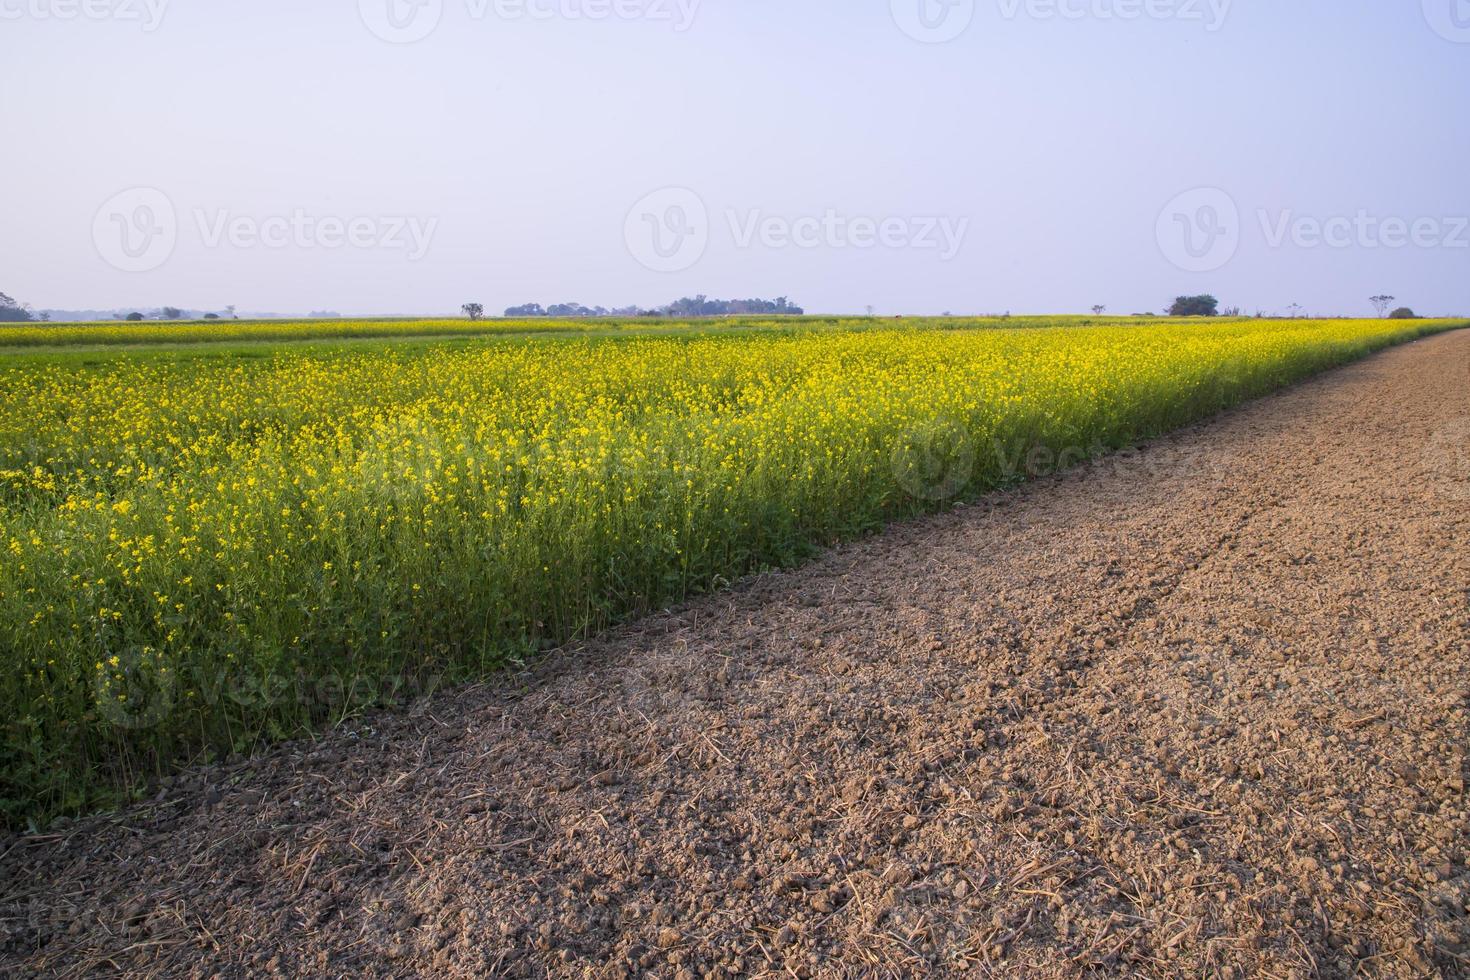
[865,305,875,317]
[224,305,238,319]
[1369,295,1395,318]
[1286,303,1305,319]
[1091,305,1106,316]
[461,303,485,321]
[160,307,184,320]
[203,313,220,320]
[1388,307,1417,319]
[0,291,33,322]
[1168,295,1220,317]
[126,312,144,321]
[38,311,51,321]
[505,303,545,317]
[1222,306,1242,317]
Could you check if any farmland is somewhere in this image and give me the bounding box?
[0,315,1462,823]
[0,313,1110,349]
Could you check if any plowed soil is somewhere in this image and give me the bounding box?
[3,329,1469,978]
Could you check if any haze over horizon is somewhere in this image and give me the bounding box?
[3,1,1468,319]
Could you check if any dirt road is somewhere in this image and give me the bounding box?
[4,330,1468,978]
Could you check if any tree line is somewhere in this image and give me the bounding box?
[473,296,805,320]
[0,294,246,323]
[0,292,46,322]
[1159,295,1417,319]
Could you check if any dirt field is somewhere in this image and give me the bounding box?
[3,329,1468,978]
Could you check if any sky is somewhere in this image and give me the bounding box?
[2,0,1468,318]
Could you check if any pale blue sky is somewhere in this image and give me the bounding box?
[3,1,1467,317]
